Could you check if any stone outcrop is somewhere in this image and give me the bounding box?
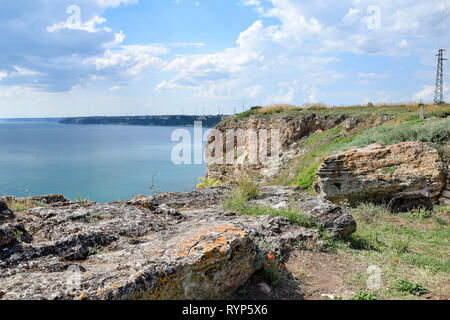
[249,186,356,238]
[314,142,447,208]
[0,187,355,300]
[0,200,15,225]
[2,194,67,206]
[206,114,348,184]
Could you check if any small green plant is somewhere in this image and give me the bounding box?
[261,253,286,286]
[296,165,318,190]
[395,279,429,296]
[320,230,341,252]
[197,177,221,189]
[432,216,448,226]
[350,290,378,300]
[149,173,162,196]
[235,177,260,200]
[85,212,103,223]
[13,229,24,243]
[352,202,389,224]
[392,239,410,254]
[88,246,101,256]
[236,284,250,296]
[381,166,397,175]
[223,178,260,209]
[410,207,432,219]
[75,193,88,203]
[12,203,27,212]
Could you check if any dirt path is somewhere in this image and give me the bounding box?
[233,249,366,300]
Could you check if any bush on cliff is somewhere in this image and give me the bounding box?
[351,118,450,148]
[197,177,221,189]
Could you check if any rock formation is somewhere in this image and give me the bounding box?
[206,114,348,184]
[314,142,447,208]
[0,187,356,300]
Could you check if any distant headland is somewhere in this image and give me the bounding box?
[59,115,225,128]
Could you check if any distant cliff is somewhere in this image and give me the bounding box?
[59,115,224,128]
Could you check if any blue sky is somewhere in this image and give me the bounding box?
[0,0,449,118]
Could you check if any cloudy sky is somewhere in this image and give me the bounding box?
[0,0,449,118]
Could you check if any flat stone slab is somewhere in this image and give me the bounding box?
[0,187,354,300]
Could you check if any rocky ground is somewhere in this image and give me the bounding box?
[0,187,356,300]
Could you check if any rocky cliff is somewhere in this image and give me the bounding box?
[206,114,349,184]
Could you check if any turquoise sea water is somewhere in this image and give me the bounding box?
[0,122,207,202]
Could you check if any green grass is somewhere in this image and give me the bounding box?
[224,201,318,230]
[223,179,319,229]
[230,103,450,121]
[270,110,449,190]
[272,125,357,189]
[381,166,397,175]
[334,203,450,299]
[349,118,450,148]
[350,290,378,300]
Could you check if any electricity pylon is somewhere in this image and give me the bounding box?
[434,49,447,104]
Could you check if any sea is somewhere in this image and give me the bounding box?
[0,120,208,203]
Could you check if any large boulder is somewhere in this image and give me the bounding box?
[314,142,446,208]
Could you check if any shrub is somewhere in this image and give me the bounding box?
[392,239,410,254]
[381,166,397,175]
[410,207,432,220]
[222,178,260,213]
[433,216,448,226]
[395,279,429,296]
[351,202,389,224]
[197,177,221,189]
[234,178,260,201]
[350,118,450,149]
[296,165,319,190]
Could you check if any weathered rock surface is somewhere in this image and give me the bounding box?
[314,142,446,208]
[250,186,357,238]
[0,200,15,225]
[438,167,450,205]
[0,187,355,300]
[2,194,67,206]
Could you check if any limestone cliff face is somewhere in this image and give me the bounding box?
[314,142,447,208]
[206,114,348,184]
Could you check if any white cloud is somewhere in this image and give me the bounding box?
[0,0,145,92]
[413,84,448,102]
[47,15,108,33]
[357,72,391,79]
[342,8,360,26]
